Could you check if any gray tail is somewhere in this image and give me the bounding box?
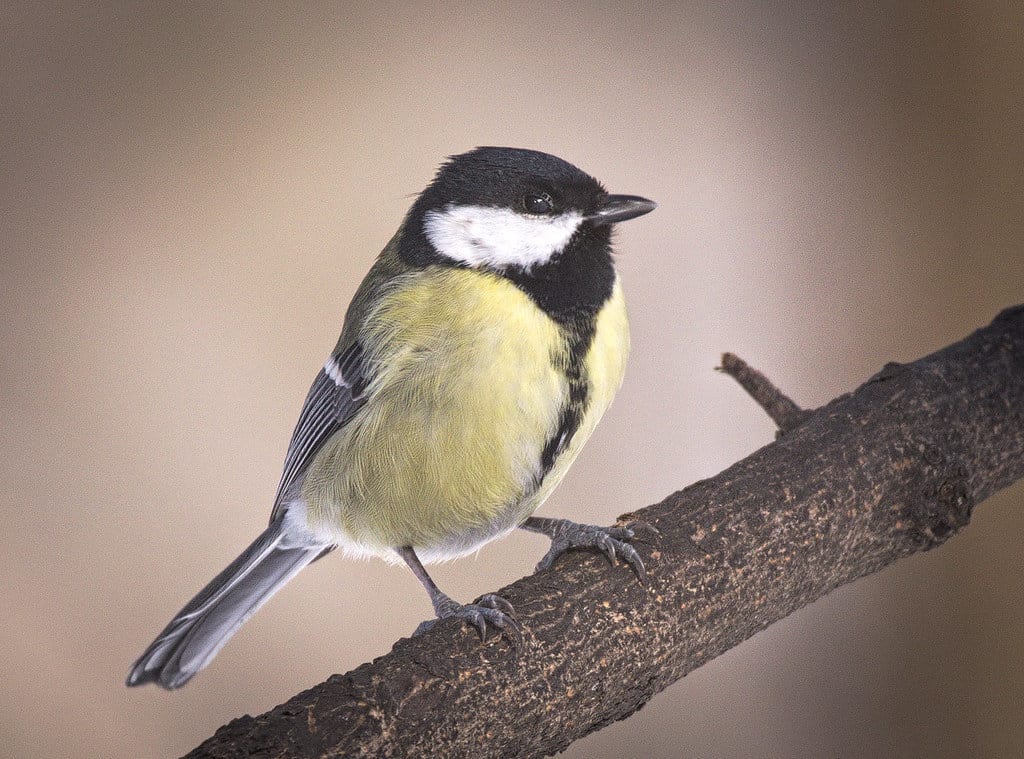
[126,517,330,689]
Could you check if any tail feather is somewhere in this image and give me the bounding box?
[127,517,329,689]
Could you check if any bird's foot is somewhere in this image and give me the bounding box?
[526,517,646,582]
[414,593,520,643]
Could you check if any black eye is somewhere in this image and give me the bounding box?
[524,193,553,215]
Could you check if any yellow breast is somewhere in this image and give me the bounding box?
[303,266,599,561]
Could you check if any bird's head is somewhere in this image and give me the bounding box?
[401,147,656,274]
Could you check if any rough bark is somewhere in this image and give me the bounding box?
[187,305,1024,759]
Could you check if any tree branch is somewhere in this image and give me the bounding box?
[188,305,1024,759]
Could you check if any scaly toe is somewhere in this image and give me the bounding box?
[466,603,522,645]
[479,593,515,616]
[610,538,647,582]
[596,533,617,566]
[533,522,646,582]
[427,598,520,644]
[606,525,635,541]
[534,543,565,573]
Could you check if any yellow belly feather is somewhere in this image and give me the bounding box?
[301,266,628,562]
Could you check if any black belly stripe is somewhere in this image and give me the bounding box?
[538,322,596,478]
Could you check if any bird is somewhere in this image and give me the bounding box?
[126,146,656,689]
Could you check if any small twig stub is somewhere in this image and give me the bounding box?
[718,352,812,434]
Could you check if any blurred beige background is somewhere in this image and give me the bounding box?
[2,2,1023,758]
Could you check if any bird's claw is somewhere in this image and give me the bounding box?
[414,593,520,644]
[478,592,515,616]
[535,522,647,582]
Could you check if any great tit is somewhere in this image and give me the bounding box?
[127,146,656,689]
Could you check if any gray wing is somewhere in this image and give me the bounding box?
[270,341,369,521]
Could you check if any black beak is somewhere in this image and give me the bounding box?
[585,194,657,225]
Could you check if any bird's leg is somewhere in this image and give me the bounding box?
[396,546,518,640]
[520,516,646,582]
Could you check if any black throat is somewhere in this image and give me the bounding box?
[502,225,616,326]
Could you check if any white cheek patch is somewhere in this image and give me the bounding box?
[423,204,583,271]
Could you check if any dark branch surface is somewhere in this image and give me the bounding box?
[188,305,1024,759]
